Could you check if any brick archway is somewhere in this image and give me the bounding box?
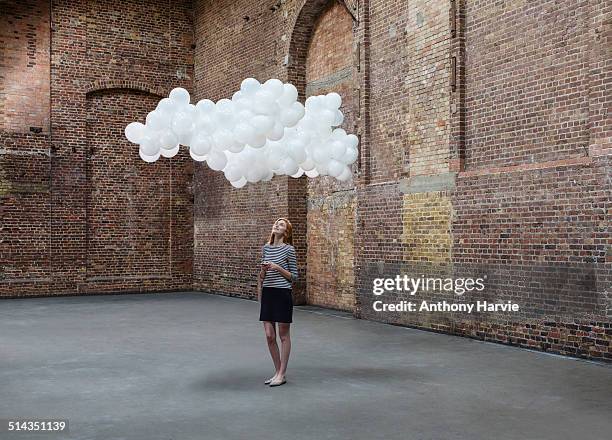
[288,0,356,101]
[285,1,345,306]
[287,0,359,312]
[85,80,166,99]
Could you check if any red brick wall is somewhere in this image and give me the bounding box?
[0,0,50,133]
[448,0,611,359]
[1,0,194,296]
[464,0,592,169]
[355,0,611,362]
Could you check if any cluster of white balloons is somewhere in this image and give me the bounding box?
[125,78,359,188]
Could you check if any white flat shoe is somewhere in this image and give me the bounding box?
[269,377,287,387]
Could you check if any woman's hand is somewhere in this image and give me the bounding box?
[265,262,281,272]
[262,262,291,281]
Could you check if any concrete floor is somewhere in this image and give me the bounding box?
[0,292,610,440]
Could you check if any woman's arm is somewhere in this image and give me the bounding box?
[287,247,298,282]
[274,266,292,281]
[257,268,265,301]
[270,248,298,283]
[257,246,266,301]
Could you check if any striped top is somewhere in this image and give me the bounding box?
[261,243,298,289]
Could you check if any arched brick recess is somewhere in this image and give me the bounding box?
[286,0,344,306]
[85,81,166,99]
[83,88,192,292]
[288,0,358,312]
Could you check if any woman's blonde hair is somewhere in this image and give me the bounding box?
[267,217,293,245]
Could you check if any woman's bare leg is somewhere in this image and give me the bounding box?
[263,321,281,378]
[276,323,291,380]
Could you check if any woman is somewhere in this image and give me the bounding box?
[258,217,298,387]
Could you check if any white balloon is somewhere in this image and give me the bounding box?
[157,97,178,114]
[336,166,352,182]
[319,109,336,125]
[139,149,160,163]
[332,110,344,126]
[279,83,298,106]
[160,145,180,158]
[263,78,284,98]
[326,92,342,109]
[240,78,261,96]
[227,143,246,153]
[216,98,234,113]
[249,134,267,149]
[169,87,190,105]
[345,133,359,149]
[280,103,304,128]
[233,96,251,112]
[312,144,332,164]
[291,101,305,119]
[265,138,281,152]
[178,131,194,147]
[341,146,359,164]
[287,138,307,163]
[234,122,255,145]
[206,150,228,171]
[305,168,319,178]
[298,115,317,132]
[330,140,347,160]
[267,153,283,171]
[191,133,213,156]
[262,169,274,181]
[328,159,344,177]
[140,135,160,156]
[331,128,347,139]
[250,115,274,136]
[317,161,329,176]
[305,96,318,110]
[171,111,194,135]
[315,123,332,138]
[230,176,247,188]
[245,166,261,183]
[254,89,276,106]
[213,129,234,151]
[183,103,197,117]
[300,157,316,171]
[190,149,207,162]
[268,121,285,141]
[215,112,236,131]
[291,168,305,178]
[304,142,314,158]
[125,122,146,144]
[159,130,179,149]
[224,164,243,182]
[297,127,312,141]
[263,101,280,116]
[281,157,299,176]
[236,108,255,122]
[196,98,216,114]
[195,114,216,133]
[146,110,167,131]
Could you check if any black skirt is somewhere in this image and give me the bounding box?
[259,286,293,323]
